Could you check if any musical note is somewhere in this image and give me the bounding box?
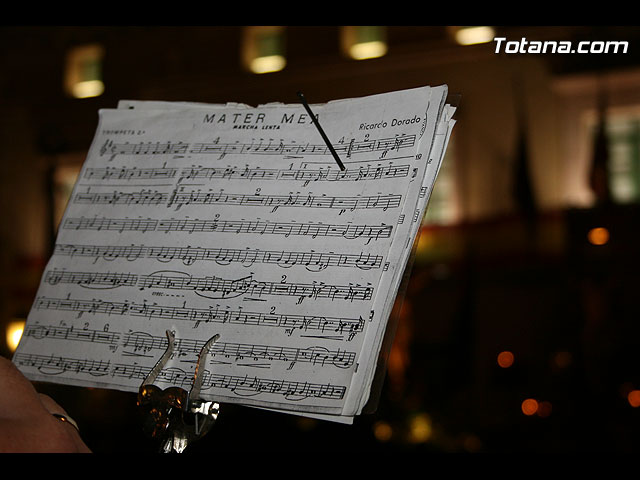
[34,296,366,341]
[40,269,374,303]
[84,166,178,181]
[73,189,168,206]
[72,187,402,213]
[13,352,111,377]
[44,269,138,289]
[98,140,188,157]
[164,163,410,185]
[178,134,416,159]
[25,323,355,370]
[54,243,383,271]
[62,216,393,242]
[14,352,346,400]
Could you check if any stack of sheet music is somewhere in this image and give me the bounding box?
[14,85,456,424]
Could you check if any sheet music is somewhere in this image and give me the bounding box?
[14,85,455,422]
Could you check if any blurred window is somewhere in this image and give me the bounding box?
[598,111,640,203]
[423,133,459,226]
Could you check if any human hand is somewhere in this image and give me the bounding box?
[0,355,91,453]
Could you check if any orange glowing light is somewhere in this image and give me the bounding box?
[416,229,435,254]
[462,434,482,453]
[628,390,640,408]
[497,351,514,368]
[587,227,609,245]
[552,350,573,369]
[521,398,538,416]
[537,401,552,418]
[373,421,393,442]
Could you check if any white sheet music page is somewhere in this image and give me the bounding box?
[13,85,454,422]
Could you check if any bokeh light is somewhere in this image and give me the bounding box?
[537,401,553,418]
[408,413,433,443]
[587,227,610,245]
[497,350,515,368]
[373,421,393,442]
[552,350,573,369]
[6,319,25,352]
[521,398,539,416]
[628,390,640,408]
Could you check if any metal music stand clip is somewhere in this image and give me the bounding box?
[137,330,220,453]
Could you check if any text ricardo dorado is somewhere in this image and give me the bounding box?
[359,115,422,131]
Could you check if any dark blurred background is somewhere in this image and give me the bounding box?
[1,25,640,453]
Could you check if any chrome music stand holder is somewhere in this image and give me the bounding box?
[137,330,220,453]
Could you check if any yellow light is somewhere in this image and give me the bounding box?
[6,319,25,352]
[497,350,514,368]
[342,26,388,61]
[349,41,388,60]
[71,79,105,99]
[249,55,287,74]
[242,26,286,74]
[416,228,435,254]
[408,413,432,443]
[587,227,609,245]
[454,26,495,46]
[64,44,105,99]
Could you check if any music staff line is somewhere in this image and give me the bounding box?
[13,352,346,401]
[53,243,383,271]
[43,269,374,304]
[99,133,416,160]
[34,296,367,341]
[72,188,403,213]
[62,216,393,243]
[22,323,356,370]
[82,163,412,186]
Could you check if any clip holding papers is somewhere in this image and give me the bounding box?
[137,330,221,453]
